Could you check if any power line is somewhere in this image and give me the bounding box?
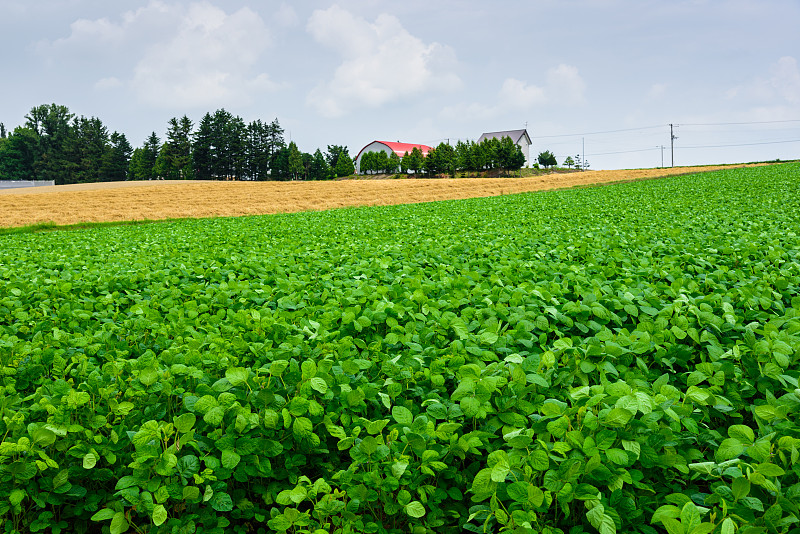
[679,119,800,127]
[681,139,800,149]
[533,125,663,138]
[586,146,660,156]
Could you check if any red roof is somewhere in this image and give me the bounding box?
[357,141,432,160]
[380,141,432,157]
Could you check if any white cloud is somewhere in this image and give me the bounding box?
[306,5,460,118]
[132,3,274,107]
[499,78,547,109]
[39,1,277,108]
[545,64,586,106]
[94,77,123,91]
[726,55,800,105]
[274,3,299,27]
[647,83,667,100]
[770,56,800,104]
[442,64,586,121]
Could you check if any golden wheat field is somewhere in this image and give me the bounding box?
[0,165,762,228]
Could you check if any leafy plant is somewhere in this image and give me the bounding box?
[0,163,799,533]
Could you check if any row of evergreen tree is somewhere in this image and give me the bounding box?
[359,137,526,176]
[0,104,355,185]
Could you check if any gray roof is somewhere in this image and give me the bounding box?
[477,129,531,145]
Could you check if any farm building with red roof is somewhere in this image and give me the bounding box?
[355,141,432,174]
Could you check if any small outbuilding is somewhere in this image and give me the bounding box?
[477,129,532,167]
[355,141,432,174]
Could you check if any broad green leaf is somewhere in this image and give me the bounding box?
[652,505,682,524]
[507,481,529,503]
[753,404,776,422]
[728,425,754,444]
[209,491,233,512]
[225,367,248,386]
[292,416,314,441]
[602,407,634,428]
[529,449,550,471]
[152,504,168,526]
[392,406,413,425]
[405,501,426,518]
[83,451,98,469]
[661,517,685,534]
[721,518,735,534]
[110,512,129,534]
[221,449,241,469]
[716,438,745,462]
[9,489,25,507]
[174,413,196,434]
[732,477,750,500]
[680,502,701,531]
[392,460,409,478]
[309,377,328,394]
[91,509,117,521]
[204,406,225,426]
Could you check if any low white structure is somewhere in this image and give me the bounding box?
[477,129,532,167]
[355,141,432,174]
[0,180,56,190]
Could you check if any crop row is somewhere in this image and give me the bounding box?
[0,163,799,534]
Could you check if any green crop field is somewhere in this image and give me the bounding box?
[1,163,799,534]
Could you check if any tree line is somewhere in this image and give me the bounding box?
[536,150,591,171]
[0,104,355,184]
[359,137,527,176]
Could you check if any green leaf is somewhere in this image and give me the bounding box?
[359,436,378,455]
[174,413,196,434]
[602,407,634,427]
[721,518,735,534]
[221,449,241,469]
[110,511,129,534]
[662,517,685,534]
[529,449,550,471]
[728,424,755,444]
[9,489,25,507]
[587,504,617,534]
[152,504,168,526]
[31,427,57,447]
[204,406,225,426]
[91,509,117,522]
[392,460,409,478]
[470,468,497,498]
[756,462,785,477]
[225,367,248,386]
[753,404,776,422]
[680,502,701,532]
[652,505,682,524]
[405,501,426,518]
[507,481,529,503]
[606,448,629,466]
[83,451,98,469]
[309,377,328,394]
[716,438,745,462]
[292,416,313,440]
[209,491,234,512]
[731,477,750,500]
[392,406,413,425]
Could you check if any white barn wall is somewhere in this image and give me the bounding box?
[355,142,395,174]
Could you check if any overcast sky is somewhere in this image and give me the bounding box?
[2,0,799,169]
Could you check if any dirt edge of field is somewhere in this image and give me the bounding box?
[0,164,769,229]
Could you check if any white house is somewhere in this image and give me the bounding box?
[477,129,532,167]
[355,141,432,174]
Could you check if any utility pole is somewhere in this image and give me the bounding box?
[670,124,677,167]
[659,145,665,168]
[582,137,585,172]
